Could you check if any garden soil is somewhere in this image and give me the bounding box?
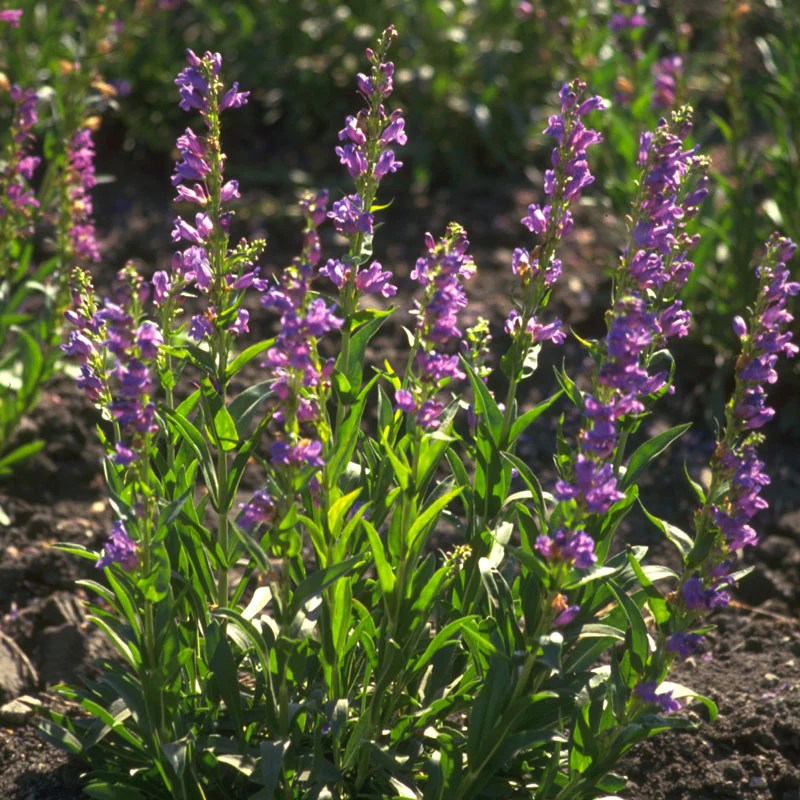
[1,171,799,799]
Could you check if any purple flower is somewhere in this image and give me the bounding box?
[76,364,104,403]
[355,261,397,297]
[328,194,373,237]
[172,213,213,245]
[609,11,647,32]
[239,490,275,530]
[417,399,445,431]
[555,455,624,514]
[0,85,40,236]
[189,312,214,342]
[335,143,369,177]
[508,80,602,350]
[681,576,730,610]
[374,149,402,178]
[152,271,171,305]
[395,389,417,413]
[554,605,580,626]
[521,204,548,235]
[666,631,706,659]
[136,321,163,360]
[219,82,250,110]
[410,224,474,394]
[173,245,212,291]
[652,55,682,110]
[229,308,249,336]
[0,9,23,26]
[271,438,324,468]
[635,682,681,714]
[96,521,138,571]
[535,528,597,569]
[114,442,137,466]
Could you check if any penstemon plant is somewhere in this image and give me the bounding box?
[43,29,797,800]
[0,4,110,476]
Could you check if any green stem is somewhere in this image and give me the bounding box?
[453,652,540,800]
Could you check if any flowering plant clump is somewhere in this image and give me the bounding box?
[42,29,797,800]
[0,4,115,476]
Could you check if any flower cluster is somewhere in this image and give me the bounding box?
[509,80,604,346]
[552,110,708,557]
[652,55,682,110]
[396,223,475,430]
[635,681,681,714]
[334,25,405,187]
[239,488,276,532]
[165,49,253,341]
[64,265,162,466]
[716,240,798,548]
[609,0,646,33]
[64,129,101,263]
[96,520,138,571]
[0,85,40,245]
[323,26,405,304]
[681,235,797,613]
[535,527,596,570]
[260,190,342,469]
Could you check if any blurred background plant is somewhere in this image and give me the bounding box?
[0,1,118,475]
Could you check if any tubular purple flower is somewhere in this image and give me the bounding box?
[239,490,276,530]
[394,389,417,413]
[96,520,138,571]
[535,528,597,569]
[666,631,706,659]
[652,55,682,110]
[328,194,373,237]
[554,605,580,626]
[635,682,681,714]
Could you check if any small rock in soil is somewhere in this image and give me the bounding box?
[0,631,38,702]
[0,694,41,725]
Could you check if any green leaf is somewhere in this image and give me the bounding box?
[226,338,274,378]
[467,655,512,762]
[639,500,694,561]
[607,582,649,674]
[625,549,670,625]
[213,405,239,451]
[337,311,391,400]
[364,519,395,596]
[206,619,242,728]
[659,681,717,721]
[507,390,564,445]
[462,358,504,445]
[327,488,362,540]
[83,782,149,800]
[553,364,582,407]
[0,439,44,475]
[227,380,272,435]
[501,451,547,526]
[407,486,463,554]
[327,376,377,483]
[379,426,411,491]
[160,406,219,508]
[17,327,45,399]
[683,460,707,504]
[290,555,364,617]
[620,423,691,489]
